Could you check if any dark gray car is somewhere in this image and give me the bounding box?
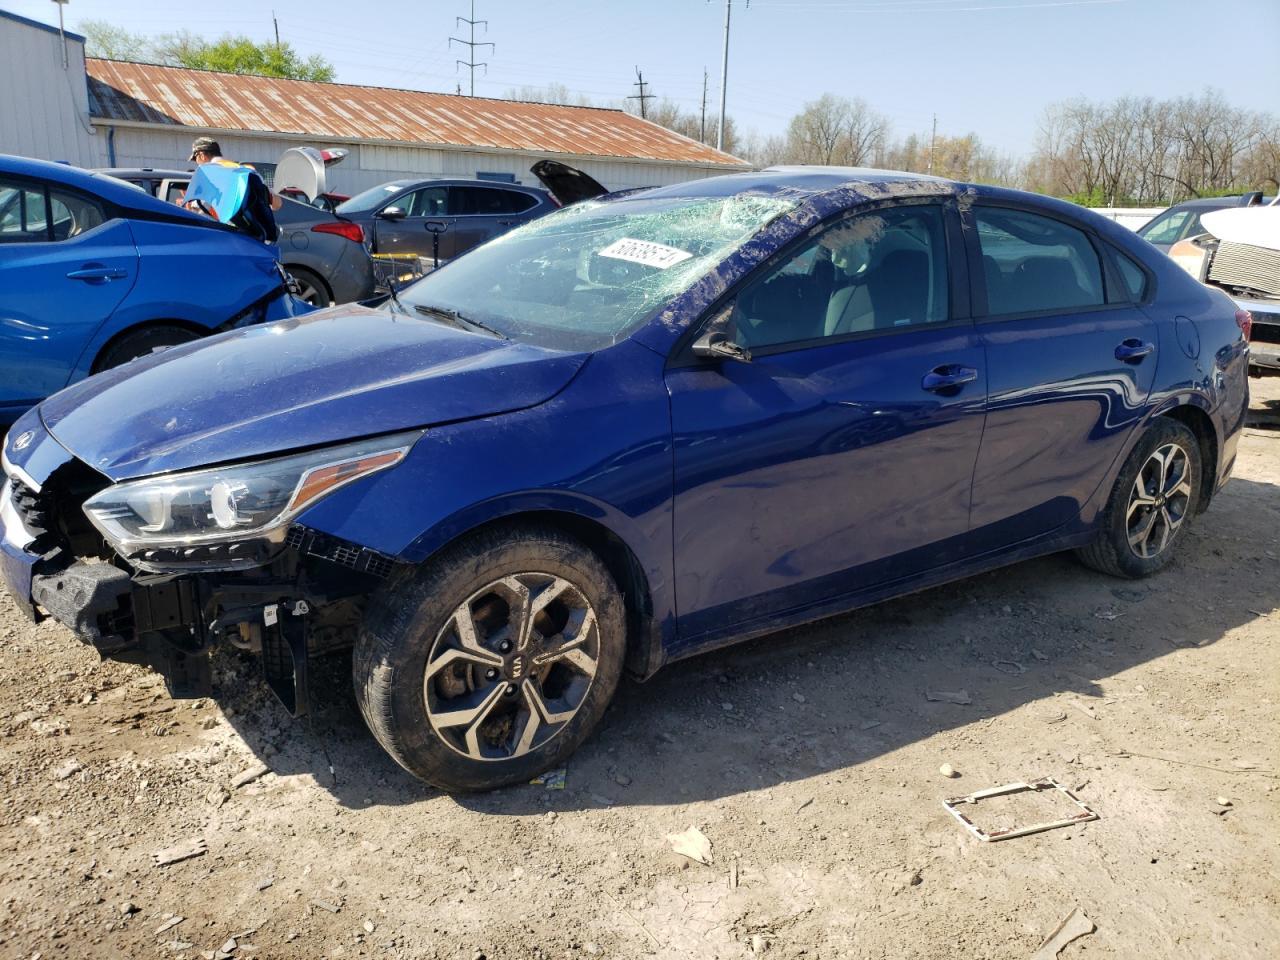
[1137,192,1271,253]
[98,167,376,307]
[335,161,608,268]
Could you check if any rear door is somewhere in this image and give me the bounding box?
[448,186,538,256]
[0,175,136,418]
[965,203,1158,551]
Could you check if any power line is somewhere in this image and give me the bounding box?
[449,0,494,97]
[700,69,709,143]
[627,66,655,119]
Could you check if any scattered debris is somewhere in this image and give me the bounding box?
[119,901,138,916]
[729,861,739,889]
[939,764,959,779]
[1216,796,1233,807]
[154,916,184,935]
[614,773,632,787]
[943,779,1099,842]
[363,920,375,934]
[311,899,342,914]
[256,877,275,892]
[667,826,713,865]
[1031,649,1049,661]
[52,758,82,781]
[1093,606,1123,621]
[791,692,806,704]
[1209,803,1232,816]
[206,786,229,808]
[859,719,882,730]
[1040,709,1068,724]
[926,690,972,705]
[152,838,208,867]
[909,868,923,886]
[231,762,270,789]
[1067,699,1098,720]
[529,768,566,790]
[220,937,237,953]
[1031,906,1095,959]
[992,660,1025,675]
[796,797,813,812]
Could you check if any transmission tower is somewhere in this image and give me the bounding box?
[450,0,494,97]
[627,67,655,120]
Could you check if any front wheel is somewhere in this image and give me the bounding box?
[1076,417,1202,578]
[353,525,626,792]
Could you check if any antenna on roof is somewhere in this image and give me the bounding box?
[450,0,494,97]
[51,0,70,70]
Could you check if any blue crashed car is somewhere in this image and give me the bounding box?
[1,167,1249,792]
[0,155,308,426]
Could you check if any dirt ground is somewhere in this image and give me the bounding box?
[2,383,1279,960]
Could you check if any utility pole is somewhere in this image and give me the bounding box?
[700,69,709,144]
[627,67,654,120]
[272,10,281,49]
[450,0,494,97]
[51,0,69,69]
[928,113,937,175]
[713,0,747,152]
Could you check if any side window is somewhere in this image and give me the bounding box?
[975,208,1105,316]
[503,191,538,214]
[47,188,105,240]
[449,187,509,216]
[731,204,950,350]
[0,180,49,242]
[1137,209,1189,246]
[401,187,446,218]
[1112,249,1149,302]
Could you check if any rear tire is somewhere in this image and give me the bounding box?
[286,266,331,307]
[92,324,201,373]
[1075,417,1201,579]
[353,525,626,792]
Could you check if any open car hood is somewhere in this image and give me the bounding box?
[1200,205,1280,253]
[40,304,587,481]
[530,160,609,206]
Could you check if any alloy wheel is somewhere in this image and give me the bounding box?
[423,573,600,761]
[293,277,323,305]
[1126,442,1193,559]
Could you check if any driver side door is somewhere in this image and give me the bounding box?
[373,186,453,264]
[664,201,988,649]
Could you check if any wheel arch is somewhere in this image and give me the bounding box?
[1153,399,1219,514]
[282,262,333,302]
[89,318,209,374]
[411,506,666,681]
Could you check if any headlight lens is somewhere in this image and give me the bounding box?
[83,432,419,569]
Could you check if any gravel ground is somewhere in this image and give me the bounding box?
[1,380,1278,960]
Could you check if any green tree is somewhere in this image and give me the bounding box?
[80,19,151,60]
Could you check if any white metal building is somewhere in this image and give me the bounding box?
[1,10,747,192]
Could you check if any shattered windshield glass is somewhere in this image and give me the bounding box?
[398,195,798,351]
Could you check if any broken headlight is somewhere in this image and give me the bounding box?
[83,432,420,570]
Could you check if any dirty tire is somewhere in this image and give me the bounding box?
[1076,417,1202,579]
[93,324,201,373]
[353,525,626,792]
[286,266,331,307]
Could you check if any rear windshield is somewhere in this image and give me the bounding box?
[398,195,797,351]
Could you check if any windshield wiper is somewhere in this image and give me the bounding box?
[383,277,410,316]
[413,304,509,340]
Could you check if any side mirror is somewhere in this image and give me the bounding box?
[378,206,407,221]
[692,329,751,363]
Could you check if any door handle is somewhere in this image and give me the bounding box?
[922,364,978,393]
[1115,338,1154,363]
[66,265,127,282]
[424,220,449,233]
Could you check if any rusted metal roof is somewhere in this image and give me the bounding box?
[86,59,746,168]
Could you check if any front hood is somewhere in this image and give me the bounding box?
[1200,206,1280,252]
[41,304,587,481]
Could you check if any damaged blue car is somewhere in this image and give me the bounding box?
[1,167,1249,792]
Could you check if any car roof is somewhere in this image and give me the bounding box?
[623,166,952,201]
[95,167,192,179]
[385,178,548,194]
[1,154,210,223]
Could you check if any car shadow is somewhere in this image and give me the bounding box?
[213,473,1280,812]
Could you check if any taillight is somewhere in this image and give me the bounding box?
[311,221,364,243]
[1236,308,1253,341]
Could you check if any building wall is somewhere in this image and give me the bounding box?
[102,126,733,194]
[0,15,102,166]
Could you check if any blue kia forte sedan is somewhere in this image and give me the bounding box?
[0,167,1249,791]
[0,155,308,427]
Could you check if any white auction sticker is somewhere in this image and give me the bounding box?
[598,237,694,269]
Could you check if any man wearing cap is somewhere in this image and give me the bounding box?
[184,137,281,244]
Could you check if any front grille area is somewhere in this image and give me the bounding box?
[9,479,49,539]
[285,525,399,579]
[1209,241,1280,298]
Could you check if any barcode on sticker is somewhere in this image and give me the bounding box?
[598,238,693,269]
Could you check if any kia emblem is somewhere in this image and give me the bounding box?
[11,431,33,452]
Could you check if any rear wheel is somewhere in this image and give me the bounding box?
[1076,417,1201,578]
[286,266,331,307]
[353,525,626,792]
[93,324,201,373]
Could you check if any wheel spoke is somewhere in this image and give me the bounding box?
[1155,507,1174,553]
[525,678,579,725]
[512,685,545,757]
[1128,509,1158,556]
[494,576,535,651]
[431,681,505,732]
[451,606,498,659]
[532,608,597,671]
[426,645,501,682]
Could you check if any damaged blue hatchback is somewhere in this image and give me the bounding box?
[1,168,1249,791]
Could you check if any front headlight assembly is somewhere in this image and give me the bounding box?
[83,432,420,571]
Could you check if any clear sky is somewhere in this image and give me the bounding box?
[6,0,1278,157]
